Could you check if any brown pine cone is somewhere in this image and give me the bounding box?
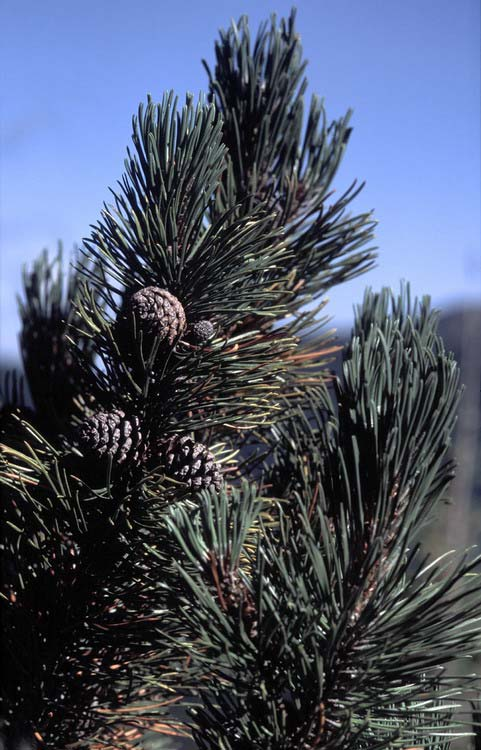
[129,287,186,345]
[157,434,222,491]
[77,408,143,465]
[222,570,258,638]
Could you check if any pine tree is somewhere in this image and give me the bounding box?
[1,10,479,750]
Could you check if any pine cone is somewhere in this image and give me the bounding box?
[189,319,215,344]
[77,409,143,465]
[157,435,222,491]
[222,570,258,638]
[129,287,186,345]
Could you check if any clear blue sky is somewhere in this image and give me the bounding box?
[1,0,480,360]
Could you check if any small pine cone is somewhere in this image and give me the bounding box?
[189,319,215,344]
[222,570,258,638]
[158,435,222,491]
[77,408,143,465]
[129,287,186,345]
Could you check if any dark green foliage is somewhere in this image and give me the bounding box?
[472,701,481,750]
[75,91,330,440]
[328,286,460,543]
[0,371,34,452]
[161,291,479,749]
[0,429,186,747]
[0,9,478,750]
[206,9,377,310]
[84,93,286,317]
[17,245,99,436]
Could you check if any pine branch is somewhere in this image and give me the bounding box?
[17,245,99,436]
[165,486,481,749]
[2,9,478,750]
[0,371,35,453]
[326,284,461,548]
[74,92,341,444]
[205,9,377,310]
[0,431,191,747]
[155,288,479,749]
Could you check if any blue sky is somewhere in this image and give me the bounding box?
[1,0,480,360]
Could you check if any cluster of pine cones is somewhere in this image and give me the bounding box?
[76,286,221,491]
[77,408,222,491]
